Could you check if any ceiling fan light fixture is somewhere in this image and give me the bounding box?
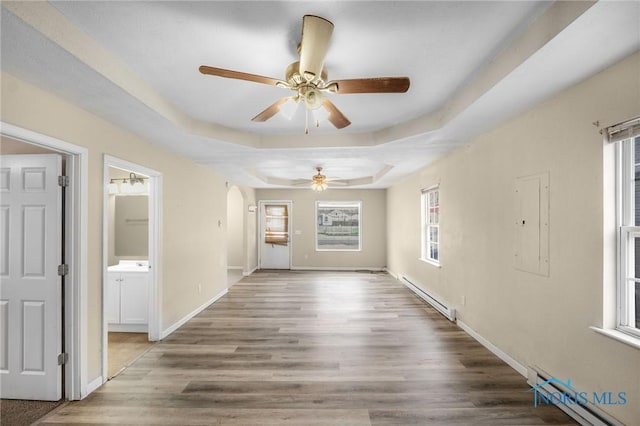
[311,167,328,191]
[303,88,323,110]
[311,182,328,192]
[280,97,299,120]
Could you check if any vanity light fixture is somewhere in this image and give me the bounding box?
[108,173,148,195]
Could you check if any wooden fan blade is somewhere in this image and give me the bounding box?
[199,65,285,87]
[298,15,334,82]
[251,97,290,122]
[322,98,351,129]
[329,77,410,94]
[293,179,347,187]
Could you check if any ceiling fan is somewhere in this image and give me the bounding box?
[199,15,410,132]
[293,167,348,191]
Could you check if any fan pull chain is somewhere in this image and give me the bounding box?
[305,107,309,135]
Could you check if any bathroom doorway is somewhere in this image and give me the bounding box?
[102,156,161,381]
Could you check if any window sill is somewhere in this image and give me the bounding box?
[590,326,640,350]
[316,249,362,252]
[419,258,441,268]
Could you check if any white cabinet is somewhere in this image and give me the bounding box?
[120,273,148,324]
[106,273,121,324]
[107,267,149,332]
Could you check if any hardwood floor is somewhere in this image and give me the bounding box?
[40,271,576,425]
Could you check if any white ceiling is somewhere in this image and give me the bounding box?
[2,1,639,188]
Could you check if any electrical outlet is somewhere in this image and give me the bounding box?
[461,295,466,306]
[198,283,202,293]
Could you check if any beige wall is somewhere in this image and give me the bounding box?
[243,187,258,274]
[1,135,58,154]
[386,52,640,424]
[226,184,258,275]
[1,72,229,386]
[226,186,244,268]
[256,189,386,269]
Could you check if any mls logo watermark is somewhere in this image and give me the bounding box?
[528,378,627,408]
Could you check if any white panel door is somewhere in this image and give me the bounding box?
[0,154,62,400]
[259,202,291,269]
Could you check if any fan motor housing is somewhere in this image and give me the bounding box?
[286,61,328,87]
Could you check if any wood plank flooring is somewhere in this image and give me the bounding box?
[40,271,577,425]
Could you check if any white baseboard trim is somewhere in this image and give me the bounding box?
[388,269,524,375]
[384,268,398,279]
[457,319,527,377]
[527,366,624,426]
[400,275,456,322]
[85,375,103,397]
[159,288,228,340]
[243,266,257,276]
[290,266,385,271]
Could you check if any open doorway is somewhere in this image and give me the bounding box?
[1,123,88,401]
[102,156,161,381]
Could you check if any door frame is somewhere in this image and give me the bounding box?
[1,122,88,400]
[258,200,292,270]
[101,155,162,382]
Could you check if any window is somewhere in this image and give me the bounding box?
[612,117,640,338]
[264,204,289,245]
[316,201,361,251]
[421,187,440,265]
[616,127,640,338]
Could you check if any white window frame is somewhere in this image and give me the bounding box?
[421,186,440,266]
[315,201,362,252]
[616,135,640,338]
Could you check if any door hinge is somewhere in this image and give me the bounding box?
[57,353,68,366]
[58,264,69,276]
[58,175,69,187]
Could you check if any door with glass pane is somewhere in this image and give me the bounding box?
[259,201,291,269]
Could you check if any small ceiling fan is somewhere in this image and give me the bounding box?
[292,167,348,191]
[199,15,410,132]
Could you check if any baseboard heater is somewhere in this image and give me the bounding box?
[401,275,456,321]
[527,367,624,426]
